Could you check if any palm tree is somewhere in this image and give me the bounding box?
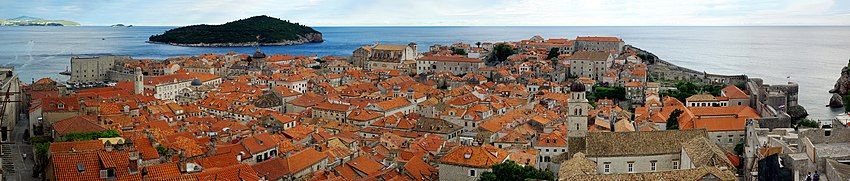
[475,42,482,48]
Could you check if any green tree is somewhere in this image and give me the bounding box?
[660,81,724,102]
[58,130,120,142]
[592,85,627,101]
[734,141,745,155]
[148,15,321,44]
[475,42,482,48]
[451,47,468,56]
[480,160,554,181]
[156,146,173,156]
[487,43,515,65]
[546,47,560,60]
[666,109,683,130]
[797,119,819,128]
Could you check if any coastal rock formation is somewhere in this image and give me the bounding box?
[829,93,844,108]
[830,66,850,95]
[148,15,322,47]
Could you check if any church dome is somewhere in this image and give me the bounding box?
[570,82,586,92]
[191,79,202,86]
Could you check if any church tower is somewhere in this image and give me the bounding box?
[567,82,589,138]
[134,67,144,95]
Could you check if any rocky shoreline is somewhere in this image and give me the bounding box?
[828,61,850,108]
[147,33,323,47]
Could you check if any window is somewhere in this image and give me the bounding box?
[603,162,611,173]
[627,162,634,173]
[672,161,679,169]
[469,169,477,177]
[650,161,657,171]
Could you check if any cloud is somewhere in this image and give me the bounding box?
[0,0,847,26]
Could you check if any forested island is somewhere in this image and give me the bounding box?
[0,16,80,26]
[148,15,323,47]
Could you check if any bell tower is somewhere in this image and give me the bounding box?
[567,82,589,138]
[134,67,144,95]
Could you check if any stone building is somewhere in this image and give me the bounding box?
[574,36,625,53]
[312,102,353,122]
[0,67,20,142]
[365,44,417,70]
[558,129,736,180]
[744,121,850,181]
[351,46,372,69]
[416,55,484,75]
[567,51,614,82]
[68,56,130,83]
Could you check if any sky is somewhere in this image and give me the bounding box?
[1,0,850,26]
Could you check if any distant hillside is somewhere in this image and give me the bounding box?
[148,15,323,47]
[0,16,80,26]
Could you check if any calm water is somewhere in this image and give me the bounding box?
[1,26,849,118]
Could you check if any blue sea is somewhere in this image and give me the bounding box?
[1,26,849,118]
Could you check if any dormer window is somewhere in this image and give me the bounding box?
[58,103,65,109]
[76,163,85,172]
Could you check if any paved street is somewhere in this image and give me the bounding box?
[4,113,34,181]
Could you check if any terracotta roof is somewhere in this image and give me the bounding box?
[134,137,160,160]
[686,94,718,102]
[252,157,291,180]
[253,148,327,180]
[193,163,260,181]
[402,154,438,180]
[373,44,409,51]
[687,106,760,132]
[439,145,507,168]
[241,133,279,155]
[334,155,384,180]
[371,97,411,111]
[52,115,106,137]
[346,109,383,122]
[51,150,141,181]
[195,154,239,169]
[567,51,611,61]
[144,163,181,179]
[721,85,748,99]
[49,140,104,154]
[314,102,352,112]
[535,131,568,147]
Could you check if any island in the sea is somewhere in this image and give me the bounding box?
[148,15,323,47]
[0,16,80,26]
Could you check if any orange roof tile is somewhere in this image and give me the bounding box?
[440,145,508,168]
[722,85,749,99]
[52,115,107,137]
[144,163,181,179]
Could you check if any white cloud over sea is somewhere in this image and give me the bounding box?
[1,0,849,26]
